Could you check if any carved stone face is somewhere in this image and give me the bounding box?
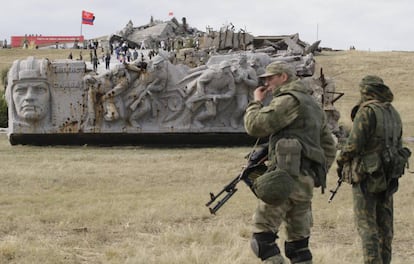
[12,80,50,122]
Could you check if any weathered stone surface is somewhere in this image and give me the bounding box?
[6,51,341,145]
[6,57,86,134]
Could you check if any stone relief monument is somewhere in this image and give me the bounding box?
[5,18,342,145]
[5,51,342,145]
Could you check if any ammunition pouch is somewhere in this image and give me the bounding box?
[275,138,326,189]
[341,159,360,185]
[275,138,302,177]
[253,168,295,205]
[342,147,411,194]
[382,146,411,195]
[382,147,411,180]
[363,152,388,193]
[301,158,326,189]
[342,152,385,192]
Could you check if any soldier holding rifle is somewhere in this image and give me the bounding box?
[243,61,336,264]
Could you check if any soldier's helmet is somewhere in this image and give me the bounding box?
[8,56,49,82]
[253,168,295,205]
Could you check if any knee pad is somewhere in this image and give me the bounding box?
[250,232,280,261]
[285,237,312,263]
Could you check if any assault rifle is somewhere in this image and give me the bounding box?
[205,144,268,214]
[328,168,343,203]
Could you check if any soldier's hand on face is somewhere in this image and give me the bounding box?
[253,86,269,102]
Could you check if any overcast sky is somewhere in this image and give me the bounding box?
[2,0,414,51]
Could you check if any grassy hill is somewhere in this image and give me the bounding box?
[0,48,413,263]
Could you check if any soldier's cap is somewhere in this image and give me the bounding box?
[11,56,49,82]
[259,61,295,78]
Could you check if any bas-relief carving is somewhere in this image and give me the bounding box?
[180,60,236,129]
[6,57,86,134]
[6,52,330,137]
[82,54,191,132]
[81,53,258,132]
[231,54,258,128]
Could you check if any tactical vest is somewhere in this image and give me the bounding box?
[362,101,402,155]
[268,89,327,188]
[355,100,410,194]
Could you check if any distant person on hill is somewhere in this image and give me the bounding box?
[132,48,139,61]
[92,55,99,72]
[89,49,93,64]
[337,75,411,264]
[105,53,111,70]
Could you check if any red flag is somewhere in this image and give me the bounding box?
[168,11,174,16]
[82,10,95,25]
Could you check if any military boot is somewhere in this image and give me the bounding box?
[263,254,286,264]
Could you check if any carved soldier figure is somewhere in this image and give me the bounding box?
[84,62,142,126]
[230,54,258,128]
[129,55,168,127]
[100,64,130,121]
[185,60,236,128]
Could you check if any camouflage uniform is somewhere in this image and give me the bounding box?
[244,62,336,264]
[337,75,403,264]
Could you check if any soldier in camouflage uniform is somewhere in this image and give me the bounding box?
[337,75,406,264]
[244,61,336,264]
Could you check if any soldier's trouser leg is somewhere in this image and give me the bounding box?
[377,195,393,264]
[353,184,394,264]
[285,237,312,264]
[193,101,216,126]
[252,198,312,263]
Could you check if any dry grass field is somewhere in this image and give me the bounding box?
[0,49,413,263]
